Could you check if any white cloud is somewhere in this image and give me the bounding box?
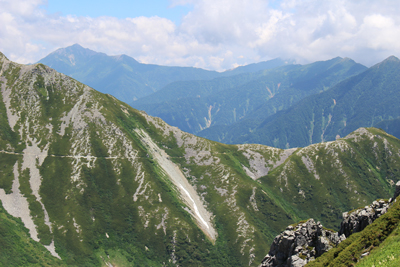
[1,0,400,70]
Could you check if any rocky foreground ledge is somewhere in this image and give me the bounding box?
[260,219,345,267]
[260,181,400,267]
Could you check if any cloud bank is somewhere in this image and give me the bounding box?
[1,0,400,70]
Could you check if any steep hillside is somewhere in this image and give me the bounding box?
[219,56,400,149]
[0,200,64,266]
[0,52,399,266]
[306,195,400,267]
[134,57,366,135]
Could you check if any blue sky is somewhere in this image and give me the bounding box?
[1,0,400,70]
[43,0,193,23]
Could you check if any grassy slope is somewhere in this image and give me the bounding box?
[356,223,400,266]
[0,201,64,266]
[258,128,400,230]
[306,196,400,267]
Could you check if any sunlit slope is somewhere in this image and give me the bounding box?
[0,52,399,266]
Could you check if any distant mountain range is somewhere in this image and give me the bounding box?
[1,52,399,266]
[205,56,400,148]
[38,44,400,150]
[133,57,367,135]
[38,44,292,102]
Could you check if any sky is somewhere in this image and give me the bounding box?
[1,0,400,71]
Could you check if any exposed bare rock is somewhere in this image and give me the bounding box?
[134,128,217,242]
[260,219,344,267]
[260,198,391,266]
[343,127,375,141]
[392,181,400,201]
[339,199,390,237]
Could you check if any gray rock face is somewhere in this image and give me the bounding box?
[338,199,390,237]
[260,219,344,267]
[392,181,400,201]
[260,194,395,267]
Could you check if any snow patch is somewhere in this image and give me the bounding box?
[1,81,19,130]
[134,128,217,242]
[21,138,60,258]
[0,162,39,241]
[249,187,258,211]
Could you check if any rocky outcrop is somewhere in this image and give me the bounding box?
[392,181,400,202]
[260,197,394,267]
[260,219,344,267]
[338,199,390,237]
[338,182,399,239]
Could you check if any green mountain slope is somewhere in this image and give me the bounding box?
[0,52,398,266]
[0,201,64,266]
[134,57,366,135]
[217,56,400,149]
[306,195,400,267]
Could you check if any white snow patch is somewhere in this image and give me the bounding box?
[156,207,169,235]
[0,162,39,241]
[249,187,258,211]
[133,166,149,202]
[44,240,61,259]
[0,79,19,130]
[134,128,217,242]
[21,138,61,258]
[240,150,270,179]
[301,155,320,180]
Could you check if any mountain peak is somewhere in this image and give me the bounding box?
[383,55,400,62]
[371,55,400,69]
[50,43,99,58]
[341,57,353,62]
[70,43,84,49]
